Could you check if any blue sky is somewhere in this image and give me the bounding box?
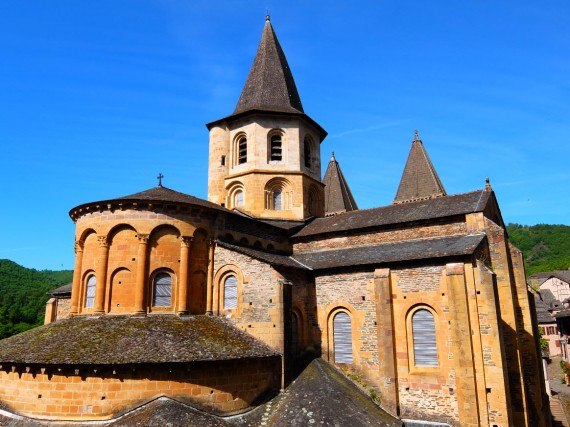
[1,1,568,270]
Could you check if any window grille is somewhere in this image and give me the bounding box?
[333,311,353,363]
[85,275,96,308]
[412,309,438,366]
[270,135,282,161]
[224,275,238,309]
[238,137,247,164]
[153,273,172,307]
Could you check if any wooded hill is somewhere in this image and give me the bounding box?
[507,223,570,275]
[0,259,72,339]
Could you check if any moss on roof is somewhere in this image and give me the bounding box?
[0,315,279,365]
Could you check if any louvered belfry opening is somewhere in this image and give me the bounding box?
[333,311,353,364]
[153,273,172,307]
[224,275,238,309]
[412,309,438,366]
[270,134,282,161]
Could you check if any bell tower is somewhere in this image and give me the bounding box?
[206,15,327,220]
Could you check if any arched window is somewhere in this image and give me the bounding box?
[270,134,282,161]
[235,190,244,207]
[333,311,353,363]
[273,189,282,210]
[224,275,238,309]
[238,136,247,164]
[153,272,172,307]
[412,309,438,366]
[304,136,312,168]
[85,275,96,308]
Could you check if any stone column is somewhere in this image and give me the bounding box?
[206,239,216,315]
[446,262,480,427]
[177,236,192,315]
[133,234,149,315]
[70,240,84,315]
[374,268,398,417]
[93,236,109,314]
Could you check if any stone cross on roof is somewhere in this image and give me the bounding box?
[157,173,164,187]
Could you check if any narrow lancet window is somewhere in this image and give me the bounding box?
[412,309,438,366]
[153,273,172,307]
[224,275,238,309]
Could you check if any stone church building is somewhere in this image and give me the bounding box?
[0,16,549,427]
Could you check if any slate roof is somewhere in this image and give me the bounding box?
[292,234,486,270]
[531,270,570,284]
[393,131,446,204]
[534,293,555,324]
[233,15,303,115]
[322,152,358,216]
[70,185,230,219]
[0,315,279,365]
[217,241,304,269]
[49,283,72,296]
[293,189,491,238]
[234,358,402,427]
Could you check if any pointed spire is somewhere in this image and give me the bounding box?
[393,131,447,204]
[233,16,304,115]
[323,152,358,216]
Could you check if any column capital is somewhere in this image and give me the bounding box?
[137,234,150,244]
[97,236,109,248]
[74,241,84,253]
[180,236,193,247]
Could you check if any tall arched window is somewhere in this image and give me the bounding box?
[412,309,438,366]
[224,275,238,309]
[153,272,172,307]
[235,190,244,207]
[333,311,353,363]
[85,275,96,308]
[270,134,282,161]
[238,136,247,164]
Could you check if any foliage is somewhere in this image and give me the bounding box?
[506,223,570,275]
[560,360,570,376]
[0,259,72,339]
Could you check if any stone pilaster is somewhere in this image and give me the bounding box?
[446,263,480,427]
[374,268,398,417]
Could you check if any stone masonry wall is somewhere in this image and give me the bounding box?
[0,358,280,420]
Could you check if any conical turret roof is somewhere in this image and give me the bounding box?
[323,152,358,216]
[234,14,304,115]
[393,131,446,204]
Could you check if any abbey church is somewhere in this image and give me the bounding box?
[0,16,549,427]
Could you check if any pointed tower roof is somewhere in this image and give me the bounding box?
[206,16,326,140]
[393,130,447,204]
[234,14,304,115]
[323,152,358,216]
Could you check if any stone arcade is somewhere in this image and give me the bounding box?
[0,16,549,427]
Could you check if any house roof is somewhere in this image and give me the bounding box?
[534,293,555,324]
[323,152,358,216]
[293,189,492,239]
[49,283,72,296]
[531,270,570,285]
[393,131,446,204]
[292,234,486,270]
[0,315,279,365]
